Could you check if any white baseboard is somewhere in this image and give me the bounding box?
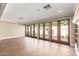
[75,43,79,56]
[0,36,25,41]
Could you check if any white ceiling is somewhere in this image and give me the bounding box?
[0,3,75,25]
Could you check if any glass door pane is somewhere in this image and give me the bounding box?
[45,23,50,39]
[60,20,68,42]
[27,26,29,36]
[40,24,43,38]
[52,21,57,40]
[28,26,31,36]
[30,26,31,36]
[26,26,27,35]
[31,25,34,36]
[35,24,38,37]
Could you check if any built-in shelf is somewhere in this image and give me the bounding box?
[74,24,79,56]
[75,24,78,42]
[73,4,79,56]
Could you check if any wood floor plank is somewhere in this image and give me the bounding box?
[0,37,76,56]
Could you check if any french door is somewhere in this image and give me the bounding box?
[31,25,34,37]
[35,24,38,37]
[45,23,50,40]
[28,25,31,36]
[60,20,70,44]
[52,21,57,40]
[39,24,44,38]
[51,19,70,45]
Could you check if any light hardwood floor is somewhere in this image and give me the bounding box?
[0,37,76,56]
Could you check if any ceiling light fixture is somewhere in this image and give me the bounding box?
[58,10,62,13]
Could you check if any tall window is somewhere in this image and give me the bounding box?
[25,26,27,35]
[60,20,68,42]
[52,21,57,40]
[28,26,31,36]
[30,25,31,36]
[45,23,50,39]
[40,24,43,38]
[27,26,29,36]
[31,25,34,36]
[35,24,38,37]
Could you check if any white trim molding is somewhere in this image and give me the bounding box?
[75,43,79,56]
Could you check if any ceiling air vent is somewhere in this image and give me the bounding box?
[43,4,51,10]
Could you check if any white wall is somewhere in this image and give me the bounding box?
[0,21,25,40]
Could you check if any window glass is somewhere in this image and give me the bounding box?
[52,21,57,40]
[45,23,50,39]
[28,26,31,36]
[26,26,27,35]
[40,24,43,38]
[60,20,68,42]
[35,24,38,37]
[31,25,34,36]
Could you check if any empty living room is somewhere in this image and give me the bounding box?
[0,0,79,57]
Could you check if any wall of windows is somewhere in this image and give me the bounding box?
[25,19,70,45]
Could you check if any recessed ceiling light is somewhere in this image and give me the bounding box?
[58,10,62,13]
